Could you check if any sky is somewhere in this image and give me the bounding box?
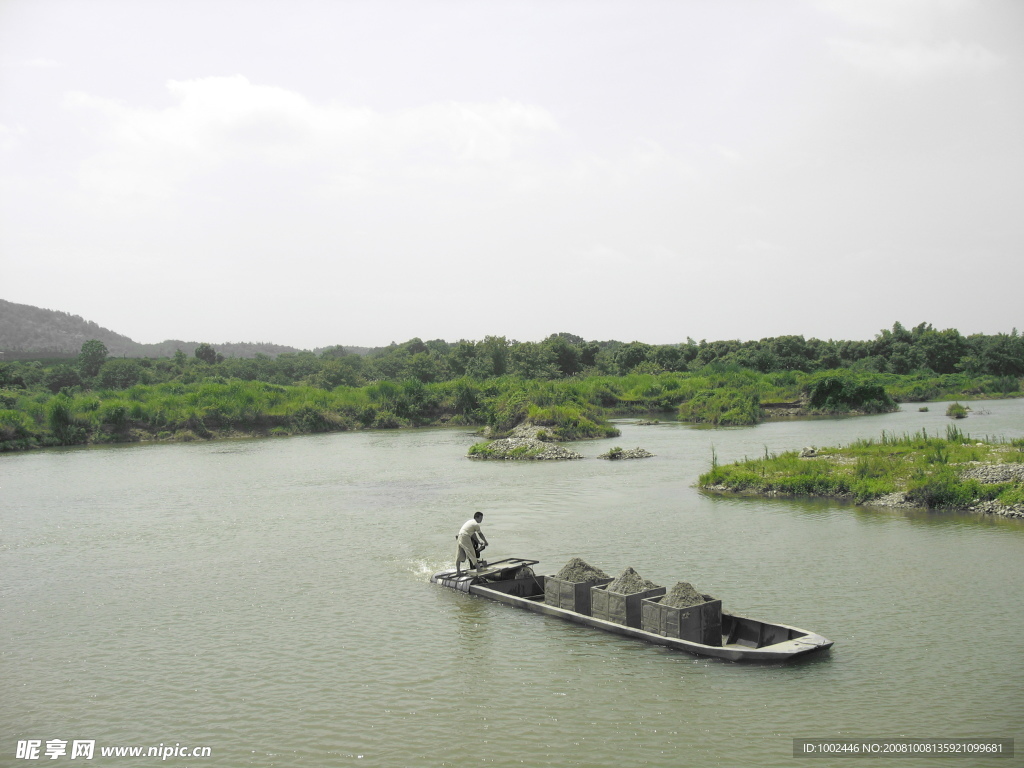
[1,0,1022,350]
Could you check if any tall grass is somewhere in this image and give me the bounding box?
[700,429,1023,510]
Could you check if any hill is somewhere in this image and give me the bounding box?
[0,299,140,356]
[0,299,303,359]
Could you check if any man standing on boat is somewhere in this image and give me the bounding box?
[455,512,488,575]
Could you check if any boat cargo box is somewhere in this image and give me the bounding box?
[641,595,723,646]
[544,576,613,616]
[591,584,666,628]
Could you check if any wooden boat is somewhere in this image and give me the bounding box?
[431,558,833,662]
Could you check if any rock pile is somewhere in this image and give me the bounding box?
[661,581,708,609]
[866,492,918,509]
[472,423,583,460]
[959,463,1024,483]
[555,557,609,582]
[508,423,550,440]
[867,483,1024,520]
[606,567,659,595]
[965,500,1024,519]
[598,447,654,460]
[959,463,1024,518]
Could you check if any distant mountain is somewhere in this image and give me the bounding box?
[0,299,140,357]
[0,299,305,359]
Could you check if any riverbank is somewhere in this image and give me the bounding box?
[698,428,1024,519]
[1,370,1020,453]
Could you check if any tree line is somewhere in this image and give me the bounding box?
[1,322,1021,395]
[1,321,1022,451]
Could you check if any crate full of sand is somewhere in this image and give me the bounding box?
[591,567,665,628]
[641,581,722,646]
[544,558,612,616]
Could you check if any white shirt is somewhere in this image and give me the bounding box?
[459,518,482,537]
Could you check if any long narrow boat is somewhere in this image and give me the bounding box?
[431,558,833,662]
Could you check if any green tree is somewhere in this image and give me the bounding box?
[614,342,652,374]
[194,343,220,365]
[543,334,583,377]
[0,361,43,389]
[509,342,558,379]
[97,359,147,389]
[768,335,814,371]
[364,342,411,380]
[692,339,744,368]
[448,340,478,377]
[886,342,926,375]
[579,342,602,370]
[274,351,321,383]
[977,331,1024,377]
[43,364,83,394]
[319,345,351,359]
[407,352,445,383]
[466,336,509,378]
[78,340,109,378]
[650,345,686,372]
[916,327,968,374]
[317,355,364,388]
[404,337,428,355]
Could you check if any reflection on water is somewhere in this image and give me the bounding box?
[1,400,1022,767]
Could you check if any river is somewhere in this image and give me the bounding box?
[2,399,1022,767]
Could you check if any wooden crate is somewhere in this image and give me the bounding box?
[641,595,722,646]
[590,584,666,628]
[544,576,613,616]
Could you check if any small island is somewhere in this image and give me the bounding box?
[468,423,584,460]
[698,427,1024,519]
[597,446,654,460]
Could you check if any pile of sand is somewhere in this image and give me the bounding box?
[554,557,609,582]
[606,567,659,595]
[661,581,708,609]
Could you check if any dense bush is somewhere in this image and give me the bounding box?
[946,402,968,419]
[677,388,762,426]
[802,371,897,413]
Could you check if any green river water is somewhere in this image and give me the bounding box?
[2,400,1023,767]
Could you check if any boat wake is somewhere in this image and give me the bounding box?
[408,558,453,580]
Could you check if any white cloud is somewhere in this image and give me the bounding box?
[5,1,1021,348]
[814,0,1002,81]
[66,76,561,202]
[714,144,742,165]
[830,38,1000,80]
[812,0,972,31]
[3,57,60,69]
[0,122,27,152]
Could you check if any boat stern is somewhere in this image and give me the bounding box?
[430,569,480,592]
[431,558,539,593]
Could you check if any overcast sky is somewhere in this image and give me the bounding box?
[1,0,1022,350]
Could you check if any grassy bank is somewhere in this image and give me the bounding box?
[0,376,622,451]
[1,369,1020,452]
[699,426,1024,512]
